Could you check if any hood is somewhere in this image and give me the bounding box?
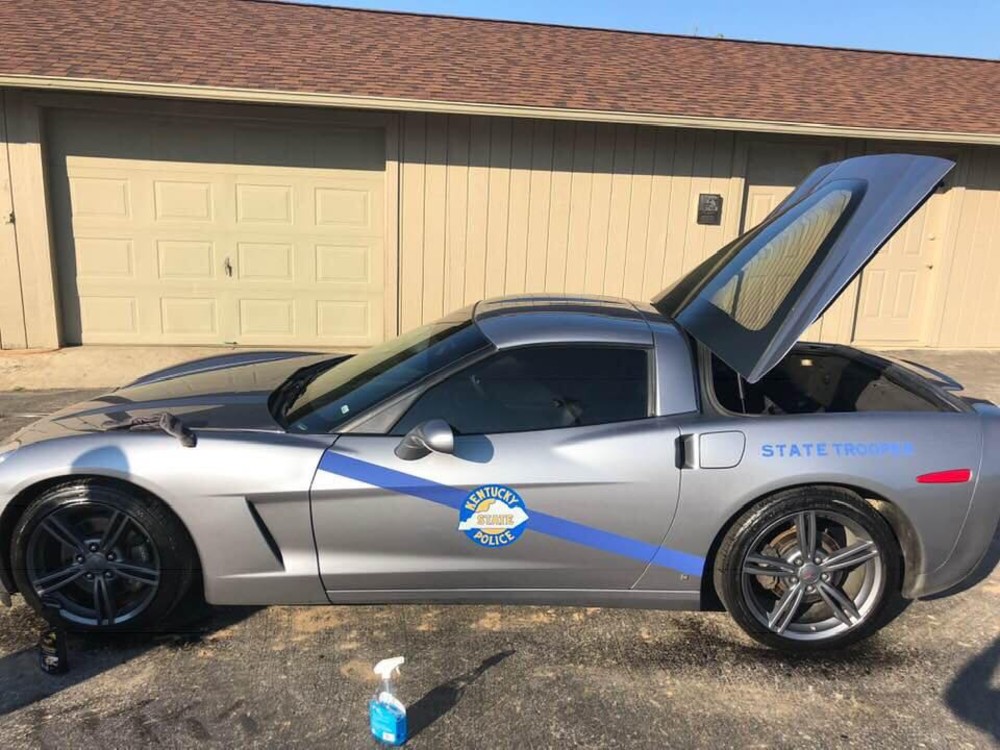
[653,154,954,383]
[10,350,347,446]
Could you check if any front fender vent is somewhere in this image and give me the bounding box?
[246,500,285,569]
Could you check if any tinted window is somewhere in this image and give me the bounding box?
[652,179,864,381]
[283,310,490,433]
[392,346,650,436]
[709,188,852,330]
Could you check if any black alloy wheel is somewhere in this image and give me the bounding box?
[11,480,198,632]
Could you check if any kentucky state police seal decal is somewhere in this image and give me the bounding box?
[458,484,529,548]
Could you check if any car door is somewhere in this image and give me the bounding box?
[653,154,954,383]
[310,344,688,593]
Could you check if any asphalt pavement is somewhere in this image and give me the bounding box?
[0,351,998,749]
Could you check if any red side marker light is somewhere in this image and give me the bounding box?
[916,469,972,484]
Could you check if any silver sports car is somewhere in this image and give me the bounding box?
[1,154,998,653]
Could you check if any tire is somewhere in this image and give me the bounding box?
[714,486,908,653]
[11,479,199,633]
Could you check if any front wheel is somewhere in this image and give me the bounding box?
[714,486,908,653]
[11,480,199,632]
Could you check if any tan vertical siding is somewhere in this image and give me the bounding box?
[937,146,1000,347]
[399,113,426,332]
[464,117,491,307]
[0,91,28,349]
[619,126,655,300]
[3,90,59,348]
[398,114,744,330]
[523,120,553,294]
[443,116,470,313]
[505,118,533,296]
[563,123,596,295]
[543,122,575,293]
[399,116,1000,350]
[484,117,512,301]
[421,114,449,324]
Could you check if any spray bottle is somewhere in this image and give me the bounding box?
[369,656,407,746]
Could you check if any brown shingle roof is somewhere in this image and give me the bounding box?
[2,0,998,137]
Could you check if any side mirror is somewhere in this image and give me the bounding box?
[394,419,455,460]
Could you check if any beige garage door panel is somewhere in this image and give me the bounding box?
[49,111,387,346]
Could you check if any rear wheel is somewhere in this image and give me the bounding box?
[714,486,908,653]
[11,480,199,632]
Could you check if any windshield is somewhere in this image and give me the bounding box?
[280,307,490,433]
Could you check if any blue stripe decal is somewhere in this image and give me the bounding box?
[318,451,705,577]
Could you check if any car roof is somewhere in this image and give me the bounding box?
[473,293,643,321]
[471,294,661,349]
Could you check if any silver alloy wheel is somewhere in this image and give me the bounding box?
[25,501,161,626]
[740,509,885,641]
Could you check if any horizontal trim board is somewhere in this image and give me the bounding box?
[2,74,999,147]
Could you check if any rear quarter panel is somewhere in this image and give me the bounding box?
[921,403,1000,596]
[637,411,982,598]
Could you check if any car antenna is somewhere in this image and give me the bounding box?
[104,412,198,447]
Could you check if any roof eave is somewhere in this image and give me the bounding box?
[3,74,998,147]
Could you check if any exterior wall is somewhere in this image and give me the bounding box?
[397,113,745,333]
[397,111,1000,349]
[0,89,60,349]
[0,90,25,349]
[934,145,1000,347]
[0,90,400,349]
[1,89,999,351]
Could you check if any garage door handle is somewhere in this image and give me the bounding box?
[223,257,233,277]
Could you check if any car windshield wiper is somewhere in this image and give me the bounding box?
[105,412,197,447]
[270,358,346,425]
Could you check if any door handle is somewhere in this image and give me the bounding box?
[678,434,698,469]
[223,257,233,277]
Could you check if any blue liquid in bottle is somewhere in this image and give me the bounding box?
[370,656,407,746]
[370,695,407,746]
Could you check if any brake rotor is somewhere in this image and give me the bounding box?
[753,527,846,599]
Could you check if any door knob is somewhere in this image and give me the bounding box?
[223,257,233,277]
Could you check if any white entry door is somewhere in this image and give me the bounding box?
[852,183,952,345]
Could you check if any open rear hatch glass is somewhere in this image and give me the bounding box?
[652,154,954,383]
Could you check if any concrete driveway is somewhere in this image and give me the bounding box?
[0,350,998,748]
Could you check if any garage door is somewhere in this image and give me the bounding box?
[47,109,388,346]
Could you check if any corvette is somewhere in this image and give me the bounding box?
[1,154,998,653]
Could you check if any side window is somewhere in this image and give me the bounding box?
[391,346,650,436]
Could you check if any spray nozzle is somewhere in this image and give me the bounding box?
[374,656,404,681]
